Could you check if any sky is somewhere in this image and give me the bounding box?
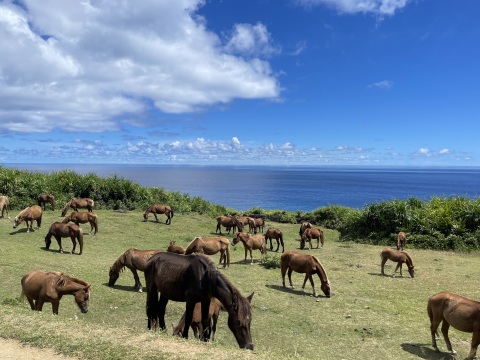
[0,0,479,166]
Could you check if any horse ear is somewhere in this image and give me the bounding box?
[84,285,91,292]
[246,292,254,303]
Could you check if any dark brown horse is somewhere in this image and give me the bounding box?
[62,211,98,235]
[0,195,10,219]
[61,198,94,216]
[299,221,312,236]
[172,298,224,341]
[184,236,231,268]
[13,205,43,232]
[143,204,174,224]
[21,269,91,315]
[215,215,244,235]
[145,252,254,349]
[108,248,164,291]
[428,291,480,359]
[396,231,407,250]
[45,222,84,255]
[264,227,284,252]
[300,227,324,250]
[232,232,266,264]
[37,194,55,211]
[167,241,185,254]
[380,248,414,278]
[280,250,331,298]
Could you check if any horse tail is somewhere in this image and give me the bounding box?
[170,208,174,218]
[93,215,99,235]
[226,244,230,267]
[78,228,84,255]
[320,229,325,247]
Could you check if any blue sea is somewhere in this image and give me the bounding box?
[4,164,480,212]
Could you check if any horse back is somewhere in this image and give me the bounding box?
[429,292,480,332]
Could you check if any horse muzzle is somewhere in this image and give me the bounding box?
[244,343,254,350]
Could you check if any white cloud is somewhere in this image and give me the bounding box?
[224,23,280,57]
[439,148,450,155]
[368,80,394,89]
[296,0,411,16]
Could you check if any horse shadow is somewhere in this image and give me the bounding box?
[265,284,330,298]
[41,247,80,255]
[400,343,451,359]
[10,228,36,235]
[103,283,143,293]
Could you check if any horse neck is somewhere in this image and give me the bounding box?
[111,253,127,274]
[313,257,330,285]
[403,253,413,267]
[212,273,239,315]
[56,276,88,295]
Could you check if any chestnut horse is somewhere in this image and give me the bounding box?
[232,232,266,264]
[108,248,164,291]
[237,215,256,233]
[184,236,231,268]
[380,248,414,278]
[396,231,406,250]
[215,215,244,235]
[145,252,254,349]
[300,227,324,250]
[0,195,10,219]
[299,221,312,237]
[264,227,284,252]
[61,198,94,216]
[13,205,43,232]
[37,194,55,211]
[62,211,98,235]
[167,241,185,254]
[253,217,265,234]
[21,269,91,315]
[280,250,331,298]
[428,291,480,359]
[143,204,174,224]
[45,222,84,255]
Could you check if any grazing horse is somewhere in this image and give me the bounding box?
[380,248,415,278]
[253,217,265,234]
[264,227,285,252]
[13,205,43,232]
[172,298,224,341]
[108,248,164,291]
[396,231,407,250]
[167,241,185,254]
[280,250,331,298]
[299,221,312,237]
[237,215,256,233]
[232,232,266,264]
[45,222,84,255]
[0,195,10,219]
[62,211,98,235]
[428,291,480,359]
[21,269,91,315]
[300,227,324,250]
[184,236,231,268]
[216,215,244,235]
[61,198,94,216]
[37,194,55,211]
[145,252,254,349]
[143,204,174,225]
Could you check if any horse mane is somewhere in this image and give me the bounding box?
[312,256,330,285]
[110,249,131,275]
[403,252,414,267]
[185,237,202,252]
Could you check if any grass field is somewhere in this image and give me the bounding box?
[0,209,478,359]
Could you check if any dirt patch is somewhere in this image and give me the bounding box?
[0,338,79,360]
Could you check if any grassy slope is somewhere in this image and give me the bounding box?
[0,209,477,359]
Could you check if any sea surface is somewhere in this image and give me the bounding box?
[4,164,480,212]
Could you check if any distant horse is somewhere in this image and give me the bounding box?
[37,194,55,211]
[21,269,91,315]
[0,195,10,219]
[172,298,224,341]
[380,248,415,278]
[62,211,98,235]
[108,248,164,291]
[61,198,94,216]
[280,250,331,298]
[253,217,265,234]
[143,204,174,225]
[145,252,254,349]
[428,291,480,359]
[215,215,243,235]
[232,232,266,264]
[167,241,185,254]
[299,221,312,237]
[397,231,407,250]
[264,227,284,252]
[13,205,43,232]
[300,227,324,250]
[237,215,256,233]
[45,222,84,255]
[184,236,231,268]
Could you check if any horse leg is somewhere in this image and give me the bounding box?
[131,269,143,292]
[51,300,60,315]
[316,237,319,249]
[26,296,35,310]
[467,331,480,360]
[275,239,280,252]
[181,300,196,339]
[34,298,45,311]
[287,268,294,289]
[166,213,171,225]
[158,295,169,330]
[70,236,77,254]
[249,248,254,265]
[303,273,316,297]
[441,320,456,355]
[243,247,248,264]
[200,299,211,342]
[153,213,159,222]
[55,236,64,253]
[219,250,225,268]
[393,262,403,277]
[380,257,388,276]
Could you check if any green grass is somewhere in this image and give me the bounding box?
[0,209,478,359]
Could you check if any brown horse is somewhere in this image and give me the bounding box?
[21,269,91,315]
[215,215,244,235]
[396,231,406,250]
[172,298,224,341]
[428,291,480,359]
[62,211,98,235]
[237,215,256,233]
[253,217,265,234]
[108,248,164,291]
[145,252,254,349]
[37,194,55,211]
[13,205,43,232]
[300,227,324,250]
[0,195,10,219]
[45,222,84,255]
[232,232,266,264]
[380,248,414,278]
[264,227,284,252]
[61,197,94,216]
[280,250,331,298]
[184,236,231,268]
[143,204,174,224]
[167,241,185,254]
[299,221,312,237]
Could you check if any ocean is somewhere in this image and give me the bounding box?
[4,164,480,212]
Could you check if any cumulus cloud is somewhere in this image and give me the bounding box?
[296,0,411,15]
[224,22,280,57]
[368,80,394,89]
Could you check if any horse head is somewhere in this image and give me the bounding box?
[44,233,52,249]
[74,285,91,313]
[108,267,120,287]
[227,291,254,350]
[321,281,331,298]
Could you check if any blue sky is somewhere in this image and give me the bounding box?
[0,0,479,166]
